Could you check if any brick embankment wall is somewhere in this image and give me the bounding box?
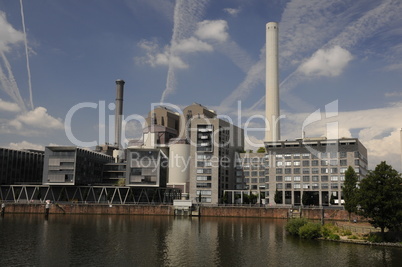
[4,203,174,216]
[200,206,289,218]
[4,204,366,222]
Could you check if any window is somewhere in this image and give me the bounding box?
[285,168,292,174]
[331,168,338,174]
[303,183,310,189]
[302,160,310,166]
[285,161,292,166]
[276,183,283,189]
[302,153,310,159]
[285,176,292,181]
[244,171,250,176]
[312,168,319,174]
[340,159,347,166]
[312,175,319,182]
[276,161,283,167]
[276,169,283,174]
[251,171,258,176]
[340,167,347,174]
[294,168,301,174]
[259,178,265,183]
[302,168,310,174]
[321,168,328,174]
[303,176,310,182]
[276,176,283,182]
[197,176,211,181]
[285,183,292,189]
[331,183,338,189]
[331,176,338,181]
[293,154,300,159]
[251,178,258,183]
[293,161,301,166]
[259,171,265,176]
[311,160,319,166]
[330,160,338,166]
[321,160,328,166]
[321,175,328,182]
[294,176,301,182]
[293,183,301,189]
[196,183,211,188]
[340,151,347,158]
[321,183,328,189]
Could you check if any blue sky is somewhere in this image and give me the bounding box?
[1,0,402,170]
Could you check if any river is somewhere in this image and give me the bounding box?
[0,214,400,266]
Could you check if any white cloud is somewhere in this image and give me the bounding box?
[10,107,64,130]
[223,8,241,17]
[0,98,21,112]
[0,11,24,53]
[195,20,229,43]
[297,46,353,77]
[8,141,44,151]
[173,37,213,53]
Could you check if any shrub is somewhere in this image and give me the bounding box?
[322,224,334,238]
[328,234,340,240]
[285,218,308,236]
[367,233,384,243]
[348,235,358,240]
[342,229,352,236]
[299,222,322,239]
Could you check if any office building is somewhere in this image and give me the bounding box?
[0,147,44,185]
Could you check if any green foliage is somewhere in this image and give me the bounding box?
[357,161,402,234]
[348,235,358,240]
[274,189,282,204]
[321,223,339,239]
[343,166,359,217]
[285,218,308,236]
[257,147,266,153]
[328,234,340,240]
[366,233,384,243]
[298,222,322,239]
[342,229,352,236]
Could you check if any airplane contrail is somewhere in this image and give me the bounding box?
[20,0,34,110]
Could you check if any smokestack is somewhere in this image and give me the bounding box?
[115,79,125,148]
[265,22,280,142]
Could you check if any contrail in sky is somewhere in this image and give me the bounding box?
[0,51,27,112]
[160,0,209,103]
[20,0,34,110]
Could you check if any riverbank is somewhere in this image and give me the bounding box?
[1,203,367,221]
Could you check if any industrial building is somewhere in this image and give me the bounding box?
[0,147,44,185]
[129,103,244,204]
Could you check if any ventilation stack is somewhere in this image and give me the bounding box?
[115,79,125,149]
[265,22,280,142]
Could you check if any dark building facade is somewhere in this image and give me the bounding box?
[0,147,44,185]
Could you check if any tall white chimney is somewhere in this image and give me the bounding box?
[115,79,125,148]
[265,22,280,142]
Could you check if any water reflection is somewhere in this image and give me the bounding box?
[0,214,401,266]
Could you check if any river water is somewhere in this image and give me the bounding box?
[0,214,401,266]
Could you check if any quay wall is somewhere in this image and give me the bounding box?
[2,203,366,221]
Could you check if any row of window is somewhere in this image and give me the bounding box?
[276,175,345,182]
[276,183,343,190]
[275,159,355,167]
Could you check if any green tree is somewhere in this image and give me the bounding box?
[343,166,359,221]
[257,147,266,153]
[274,189,282,204]
[357,161,402,236]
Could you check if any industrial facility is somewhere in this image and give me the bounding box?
[0,22,368,207]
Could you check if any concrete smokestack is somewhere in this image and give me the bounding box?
[115,79,125,148]
[265,22,280,142]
